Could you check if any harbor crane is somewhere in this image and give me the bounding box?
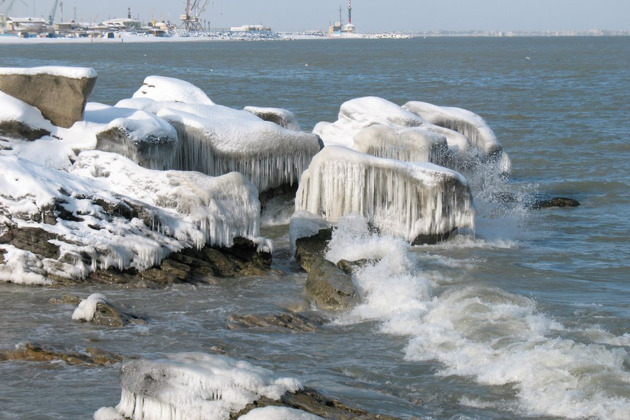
[0,0,23,32]
[48,0,59,24]
[180,0,210,31]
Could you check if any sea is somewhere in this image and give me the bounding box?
[1,36,629,419]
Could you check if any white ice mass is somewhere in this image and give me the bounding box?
[296,146,475,243]
[96,353,302,420]
[72,293,107,322]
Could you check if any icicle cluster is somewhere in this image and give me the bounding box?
[296,146,474,243]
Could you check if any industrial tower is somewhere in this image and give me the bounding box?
[180,0,210,31]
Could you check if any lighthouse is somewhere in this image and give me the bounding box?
[342,0,356,33]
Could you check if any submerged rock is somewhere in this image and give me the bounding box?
[529,196,581,209]
[0,66,97,128]
[72,293,146,327]
[0,342,122,366]
[305,256,359,311]
[227,312,326,332]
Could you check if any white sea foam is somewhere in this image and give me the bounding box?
[326,215,630,419]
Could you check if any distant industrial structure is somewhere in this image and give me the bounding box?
[329,0,355,35]
[179,0,209,31]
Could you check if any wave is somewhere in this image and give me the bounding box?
[326,215,630,419]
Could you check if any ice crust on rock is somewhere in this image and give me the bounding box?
[243,106,302,131]
[72,293,107,321]
[313,96,424,148]
[296,146,475,243]
[132,75,215,105]
[119,96,321,192]
[96,353,301,420]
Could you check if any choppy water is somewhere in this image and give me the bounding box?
[1,37,630,419]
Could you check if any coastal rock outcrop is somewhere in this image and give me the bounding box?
[0,342,122,366]
[305,256,359,311]
[0,66,97,128]
[72,293,146,327]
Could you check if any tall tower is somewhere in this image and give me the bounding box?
[348,0,352,24]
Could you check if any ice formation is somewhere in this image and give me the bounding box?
[313,96,424,148]
[96,353,302,420]
[72,293,107,322]
[243,106,301,131]
[0,151,263,284]
[296,146,474,243]
[119,96,321,192]
[352,125,451,167]
[132,75,215,105]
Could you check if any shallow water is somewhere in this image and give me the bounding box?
[1,37,629,419]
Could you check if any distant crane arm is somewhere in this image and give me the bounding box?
[49,0,59,24]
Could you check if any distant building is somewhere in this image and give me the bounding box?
[230,24,271,32]
[5,17,49,34]
[101,18,141,31]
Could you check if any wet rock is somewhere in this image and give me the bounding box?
[336,259,372,274]
[0,342,122,366]
[0,226,60,260]
[226,312,326,332]
[294,228,333,273]
[233,387,400,420]
[0,120,50,141]
[72,293,146,327]
[305,256,359,311]
[0,67,97,128]
[49,294,82,305]
[529,196,580,209]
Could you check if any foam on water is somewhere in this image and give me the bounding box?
[326,215,630,419]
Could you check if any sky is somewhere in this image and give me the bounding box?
[4,0,630,33]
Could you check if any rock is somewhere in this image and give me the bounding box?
[72,293,146,327]
[336,258,372,274]
[305,256,359,311]
[0,120,51,141]
[0,67,97,128]
[294,228,333,273]
[226,312,325,332]
[0,226,60,260]
[234,387,400,420]
[529,196,580,209]
[0,342,122,366]
[243,106,302,131]
[49,294,82,305]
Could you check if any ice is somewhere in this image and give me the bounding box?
[296,146,475,243]
[96,353,301,420]
[72,293,107,321]
[243,106,302,131]
[238,406,324,420]
[0,66,97,79]
[313,96,424,147]
[132,75,215,105]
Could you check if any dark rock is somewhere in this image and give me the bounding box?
[90,301,147,327]
[0,120,50,141]
[0,342,122,366]
[337,258,372,274]
[411,229,454,246]
[96,126,177,170]
[530,196,580,209]
[226,312,326,332]
[49,294,82,305]
[305,256,359,311]
[233,387,400,420]
[0,226,60,259]
[0,69,96,128]
[294,228,333,273]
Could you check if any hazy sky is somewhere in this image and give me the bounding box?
[6,0,630,32]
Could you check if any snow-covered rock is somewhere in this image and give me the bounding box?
[0,151,263,284]
[243,106,302,131]
[132,75,215,105]
[296,146,475,244]
[96,353,301,420]
[0,66,97,128]
[0,91,55,140]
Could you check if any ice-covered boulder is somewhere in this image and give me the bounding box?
[0,151,265,284]
[353,124,451,167]
[244,105,302,131]
[132,75,215,105]
[296,146,475,244]
[0,91,54,140]
[313,96,424,147]
[120,95,322,193]
[0,66,97,128]
[93,105,178,170]
[403,101,511,172]
[95,353,302,420]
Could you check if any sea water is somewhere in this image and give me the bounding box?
[1,37,629,419]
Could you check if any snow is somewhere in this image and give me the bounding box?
[296,146,475,243]
[0,90,54,133]
[95,353,302,420]
[0,66,97,80]
[313,96,424,147]
[238,406,324,420]
[72,293,107,322]
[132,75,215,105]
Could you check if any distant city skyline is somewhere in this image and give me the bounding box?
[4,0,630,33]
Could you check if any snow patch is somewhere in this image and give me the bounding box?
[72,293,107,321]
[0,66,97,80]
[132,75,215,105]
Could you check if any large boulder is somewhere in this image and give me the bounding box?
[305,256,359,311]
[296,146,475,244]
[0,66,97,128]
